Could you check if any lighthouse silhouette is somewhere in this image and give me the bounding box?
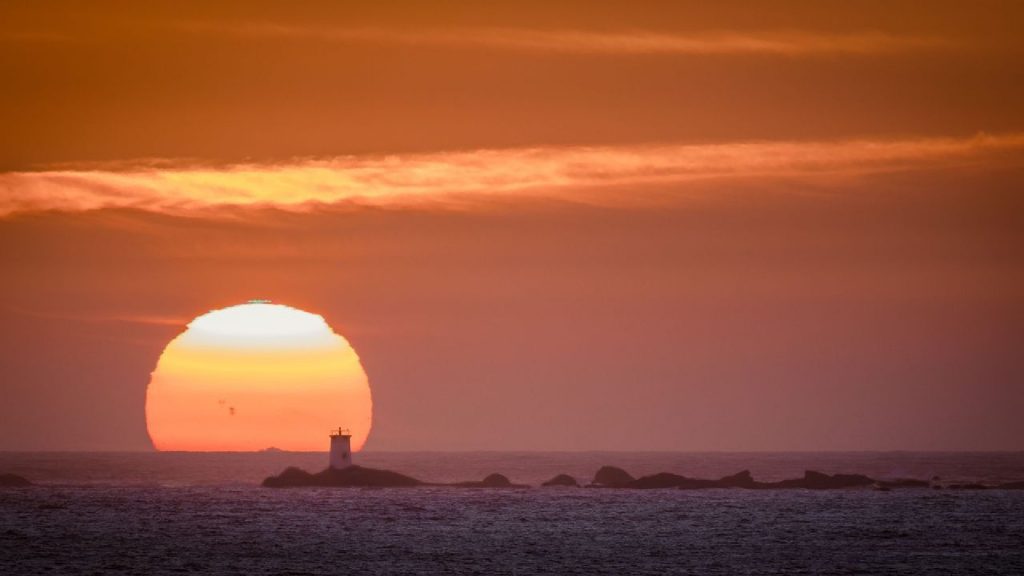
[329,428,354,469]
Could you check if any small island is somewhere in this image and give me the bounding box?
[262,430,533,488]
[262,465,422,488]
[542,474,579,487]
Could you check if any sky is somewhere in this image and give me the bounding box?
[1,0,1022,451]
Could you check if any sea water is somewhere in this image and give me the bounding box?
[2,452,1023,574]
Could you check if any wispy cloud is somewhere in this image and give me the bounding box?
[3,134,1022,217]
[4,305,188,327]
[179,23,948,56]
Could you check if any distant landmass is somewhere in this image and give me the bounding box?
[261,464,1024,490]
[5,464,1021,491]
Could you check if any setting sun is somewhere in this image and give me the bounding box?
[145,301,372,451]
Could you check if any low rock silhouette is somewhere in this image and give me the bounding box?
[717,470,756,488]
[262,465,422,488]
[592,466,635,487]
[627,473,718,489]
[615,469,878,490]
[771,471,875,490]
[542,474,579,487]
[263,463,1024,491]
[0,473,32,487]
[454,473,527,488]
[593,467,942,490]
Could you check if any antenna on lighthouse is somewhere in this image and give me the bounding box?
[329,428,354,469]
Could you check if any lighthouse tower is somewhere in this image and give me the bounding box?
[329,428,354,469]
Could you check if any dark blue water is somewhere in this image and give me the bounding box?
[3,452,1024,574]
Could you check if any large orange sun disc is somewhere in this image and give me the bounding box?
[145,302,372,451]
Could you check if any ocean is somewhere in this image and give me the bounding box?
[2,452,1023,574]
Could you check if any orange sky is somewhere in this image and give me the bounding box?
[1,1,1022,450]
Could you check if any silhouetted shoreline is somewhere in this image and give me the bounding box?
[260,464,1024,490]
[5,465,1021,491]
[261,466,421,488]
[260,466,530,488]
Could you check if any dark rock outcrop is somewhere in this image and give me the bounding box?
[624,469,880,490]
[542,474,579,487]
[627,473,718,490]
[585,466,935,490]
[807,471,874,489]
[262,465,422,488]
[592,466,635,487]
[482,473,511,487]
[263,463,1021,492]
[263,466,315,487]
[770,471,874,490]
[0,473,32,487]
[624,468,877,490]
[717,470,756,488]
[454,473,527,488]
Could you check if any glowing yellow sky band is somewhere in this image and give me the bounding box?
[146,302,372,451]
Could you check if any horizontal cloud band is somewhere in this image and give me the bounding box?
[2,134,1022,217]
[177,24,947,56]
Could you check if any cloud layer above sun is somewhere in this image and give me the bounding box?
[3,134,1022,217]
[174,24,949,57]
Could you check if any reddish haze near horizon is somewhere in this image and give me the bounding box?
[1,0,1022,451]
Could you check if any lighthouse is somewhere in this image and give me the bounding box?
[329,428,354,469]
